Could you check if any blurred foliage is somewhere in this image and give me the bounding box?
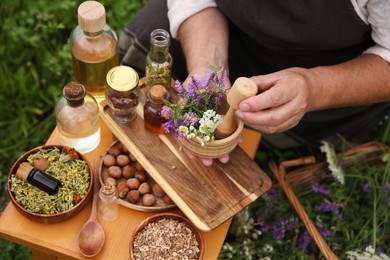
[0,0,145,258]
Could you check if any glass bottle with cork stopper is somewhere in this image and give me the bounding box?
[145,29,172,90]
[99,182,118,222]
[70,0,118,98]
[55,81,101,154]
[105,65,140,123]
[144,84,170,134]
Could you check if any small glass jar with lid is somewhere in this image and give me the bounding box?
[105,65,140,123]
[99,182,118,222]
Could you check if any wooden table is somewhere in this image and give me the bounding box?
[0,118,261,260]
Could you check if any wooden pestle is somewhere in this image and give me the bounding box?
[215,77,257,139]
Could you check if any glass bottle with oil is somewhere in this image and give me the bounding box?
[55,82,101,154]
[145,29,172,90]
[70,0,118,98]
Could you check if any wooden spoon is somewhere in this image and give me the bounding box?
[78,156,105,257]
[215,77,257,139]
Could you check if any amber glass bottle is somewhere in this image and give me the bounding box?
[70,1,118,98]
[145,29,172,90]
[144,85,170,134]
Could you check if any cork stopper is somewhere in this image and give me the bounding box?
[150,85,167,101]
[15,162,33,181]
[63,82,86,107]
[78,1,106,33]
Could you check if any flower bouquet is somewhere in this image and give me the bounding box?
[161,67,244,158]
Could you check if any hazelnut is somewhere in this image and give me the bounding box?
[134,161,144,171]
[134,171,148,182]
[162,195,174,205]
[108,165,122,179]
[103,154,116,167]
[127,178,141,190]
[141,194,156,206]
[106,177,117,187]
[122,165,135,179]
[126,190,140,204]
[138,182,151,195]
[152,184,165,198]
[108,146,122,157]
[117,154,130,167]
[116,182,129,198]
[33,158,48,171]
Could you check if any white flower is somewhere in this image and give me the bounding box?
[345,246,390,260]
[263,244,273,253]
[320,141,345,184]
[179,125,189,135]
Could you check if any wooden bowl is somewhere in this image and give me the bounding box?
[178,119,244,159]
[129,213,204,260]
[7,145,93,224]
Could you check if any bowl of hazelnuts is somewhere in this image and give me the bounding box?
[99,140,176,212]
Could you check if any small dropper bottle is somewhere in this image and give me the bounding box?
[15,163,62,195]
[144,84,170,134]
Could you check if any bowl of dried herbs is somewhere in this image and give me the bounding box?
[7,145,93,224]
[130,212,204,260]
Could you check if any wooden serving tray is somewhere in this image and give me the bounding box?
[98,91,271,231]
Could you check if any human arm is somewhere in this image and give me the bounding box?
[236,53,390,134]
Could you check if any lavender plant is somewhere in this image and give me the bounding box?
[162,67,227,145]
[220,141,390,259]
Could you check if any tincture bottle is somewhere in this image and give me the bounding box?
[16,162,62,196]
[70,0,118,98]
[145,29,172,90]
[106,65,140,123]
[99,182,118,222]
[144,84,170,134]
[55,82,101,154]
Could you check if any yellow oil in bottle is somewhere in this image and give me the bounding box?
[72,47,118,98]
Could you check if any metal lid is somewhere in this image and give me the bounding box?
[78,1,106,33]
[106,66,139,92]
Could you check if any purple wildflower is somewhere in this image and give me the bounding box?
[320,229,332,237]
[376,245,383,255]
[311,183,331,197]
[361,183,370,193]
[202,70,215,88]
[260,223,273,233]
[299,230,312,250]
[161,106,173,120]
[318,202,340,213]
[272,224,285,240]
[174,80,185,95]
[183,112,198,126]
[383,183,390,193]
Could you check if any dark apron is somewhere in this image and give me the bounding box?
[215,0,390,149]
[119,0,390,149]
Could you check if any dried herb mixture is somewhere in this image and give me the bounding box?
[10,147,90,214]
[133,218,200,260]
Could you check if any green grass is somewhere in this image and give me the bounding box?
[0,0,145,258]
[1,1,389,259]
